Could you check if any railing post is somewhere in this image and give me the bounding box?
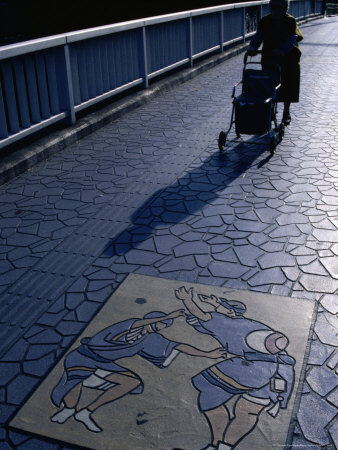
[242,7,246,43]
[63,44,76,124]
[141,26,149,89]
[220,11,224,53]
[188,16,194,67]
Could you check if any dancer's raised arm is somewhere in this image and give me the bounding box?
[132,309,185,329]
[175,286,211,321]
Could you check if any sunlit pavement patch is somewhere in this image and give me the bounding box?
[10,274,315,450]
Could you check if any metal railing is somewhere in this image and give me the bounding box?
[0,0,322,151]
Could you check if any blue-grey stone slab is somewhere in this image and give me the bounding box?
[7,234,42,247]
[23,353,55,377]
[248,267,286,286]
[87,279,114,292]
[298,393,337,445]
[154,235,182,254]
[0,363,21,385]
[7,375,38,405]
[300,275,338,294]
[26,344,57,360]
[0,268,27,285]
[307,340,335,366]
[208,261,249,278]
[277,213,309,225]
[2,340,28,362]
[327,388,338,408]
[16,438,58,449]
[8,430,31,446]
[174,241,209,257]
[233,219,268,233]
[37,310,68,327]
[313,228,338,243]
[315,310,338,346]
[328,419,338,449]
[75,301,100,322]
[320,294,338,314]
[26,330,62,345]
[211,247,237,263]
[269,225,301,238]
[327,352,338,370]
[258,252,295,269]
[306,366,338,396]
[157,255,196,272]
[125,249,163,266]
[194,254,210,268]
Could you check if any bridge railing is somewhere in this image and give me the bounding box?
[0,0,322,151]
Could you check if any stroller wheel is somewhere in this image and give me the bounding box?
[270,136,278,155]
[278,123,285,141]
[218,131,227,151]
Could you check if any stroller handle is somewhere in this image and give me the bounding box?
[244,50,262,65]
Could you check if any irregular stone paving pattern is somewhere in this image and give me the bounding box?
[0,16,338,450]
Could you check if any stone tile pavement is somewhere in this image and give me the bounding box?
[0,15,337,450]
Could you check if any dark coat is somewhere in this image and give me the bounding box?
[259,14,303,103]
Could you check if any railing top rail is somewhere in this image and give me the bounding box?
[64,0,271,41]
[0,0,272,57]
[0,35,67,60]
[0,0,319,59]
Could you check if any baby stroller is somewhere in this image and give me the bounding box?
[218,51,285,155]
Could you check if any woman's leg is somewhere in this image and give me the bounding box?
[221,397,265,447]
[204,405,230,446]
[50,382,82,424]
[74,372,141,432]
[86,372,141,412]
[64,382,82,408]
[283,102,291,125]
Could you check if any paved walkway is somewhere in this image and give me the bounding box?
[1,16,338,449]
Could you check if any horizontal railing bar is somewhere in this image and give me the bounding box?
[65,20,150,43]
[0,112,67,150]
[223,36,245,46]
[148,59,190,80]
[65,2,271,43]
[73,78,144,112]
[245,31,257,39]
[192,45,221,60]
[0,36,67,60]
[191,1,269,16]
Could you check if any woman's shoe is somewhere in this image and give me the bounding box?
[282,113,291,126]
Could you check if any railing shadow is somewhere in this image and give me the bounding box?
[102,136,273,259]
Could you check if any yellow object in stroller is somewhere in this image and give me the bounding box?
[218,51,285,155]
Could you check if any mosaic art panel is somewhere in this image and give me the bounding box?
[11,274,315,449]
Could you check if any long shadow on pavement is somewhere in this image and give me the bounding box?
[102,136,273,259]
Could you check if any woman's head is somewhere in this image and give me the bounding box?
[216,299,246,317]
[269,0,289,18]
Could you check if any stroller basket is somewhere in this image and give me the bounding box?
[242,68,280,100]
[234,98,273,136]
[234,67,280,136]
[218,52,284,155]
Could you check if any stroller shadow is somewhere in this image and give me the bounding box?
[102,136,273,259]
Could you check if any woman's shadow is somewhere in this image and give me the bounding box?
[102,137,273,259]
